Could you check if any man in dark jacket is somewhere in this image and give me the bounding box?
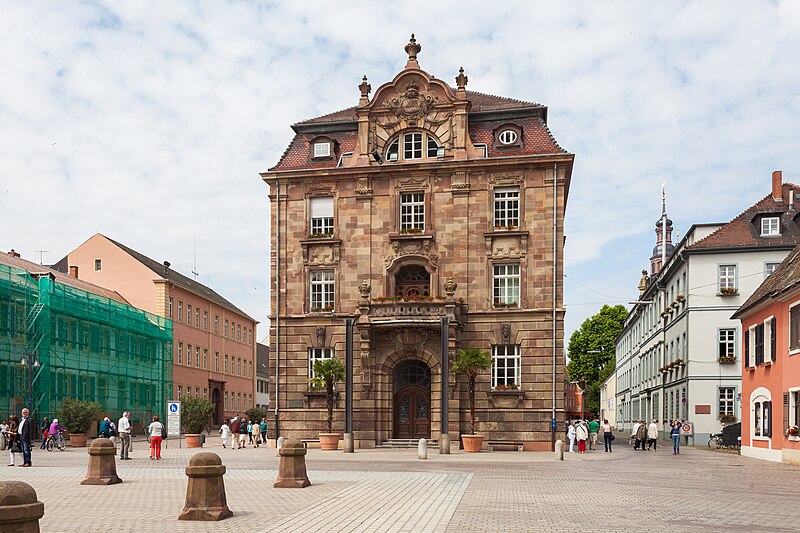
[18,408,33,467]
[230,416,240,449]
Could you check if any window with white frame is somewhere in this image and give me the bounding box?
[765,317,774,363]
[498,129,518,145]
[492,345,520,388]
[753,399,772,437]
[203,310,207,330]
[168,298,173,319]
[719,387,735,417]
[719,264,736,292]
[177,342,183,365]
[760,217,780,236]
[403,132,423,159]
[400,192,425,231]
[427,135,441,157]
[178,301,183,322]
[313,142,331,158]
[765,262,780,278]
[790,390,800,429]
[195,346,200,368]
[309,197,334,236]
[187,304,192,325]
[493,264,520,306]
[308,347,333,378]
[791,304,800,351]
[310,270,335,310]
[718,329,736,361]
[494,187,520,229]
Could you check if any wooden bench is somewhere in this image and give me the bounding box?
[300,439,320,449]
[488,441,524,452]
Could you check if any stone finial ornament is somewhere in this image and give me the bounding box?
[405,33,421,61]
[638,269,649,297]
[358,280,371,305]
[358,75,371,100]
[455,67,468,90]
[444,276,457,298]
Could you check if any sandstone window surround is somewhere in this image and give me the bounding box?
[309,269,335,312]
[492,263,520,308]
[309,136,336,161]
[493,186,520,229]
[385,131,442,162]
[308,196,335,237]
[399,191,425,232]
[491,344,521,388]
[492,123,523,151]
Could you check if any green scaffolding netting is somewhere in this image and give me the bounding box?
[0,263,173,429]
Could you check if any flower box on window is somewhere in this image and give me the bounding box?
[787,425,800,437]
[493,383,519,391]
[719,287,738,296]
[399,227,424,235]
[306,232,333,239]
[493,301,519,309]
[718,355,737,364]
[719,414,737,422]
[310,306,334,313]
[493,224,518,231]
[676,294,685,302]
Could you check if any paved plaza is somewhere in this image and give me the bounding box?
[2,437,798,532]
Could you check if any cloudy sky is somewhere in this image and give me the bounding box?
[2,1,799,343]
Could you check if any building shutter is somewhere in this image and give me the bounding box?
[744,329,750,367]
[771,317,777,362]
[755,324,765,366]
[784,392,790,436]
[765,401,772,438]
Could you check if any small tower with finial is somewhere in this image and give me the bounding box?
[455,66,468,91]
[650,184,675,275]
[358,75,371,106]
[404,33,421,69]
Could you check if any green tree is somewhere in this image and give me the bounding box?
[566,304,627,416]
[181,396,215,434]
[310,357,346,433]
[452,348,493,435]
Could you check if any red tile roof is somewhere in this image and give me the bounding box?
[688,183,800,250]
[734,244,800,318]
[1,251,130,305]
[469,117,565,157]
[271,131,357,172]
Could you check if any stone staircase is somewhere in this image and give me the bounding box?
[376,438,438,449]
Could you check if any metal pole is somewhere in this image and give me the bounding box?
[344,318,354,453]
[439,317,450,454]
[274,179,281,443]
[27,358,32,411]
[552,163,558,451]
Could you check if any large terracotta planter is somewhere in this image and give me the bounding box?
[461,434,484,453]
[318,433,341,451]
[69,433,88,447]
[185,434,202,448]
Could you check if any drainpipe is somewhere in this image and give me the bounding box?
[274,179,281,441]
[552,163,558,451]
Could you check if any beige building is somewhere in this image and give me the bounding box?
[56,233,257,425]
[262,36,574,449]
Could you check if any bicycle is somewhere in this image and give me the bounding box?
[46,431,66,452]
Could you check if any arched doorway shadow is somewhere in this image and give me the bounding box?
[393,360,431,439]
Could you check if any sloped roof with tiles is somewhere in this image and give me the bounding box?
[733,244,800,318]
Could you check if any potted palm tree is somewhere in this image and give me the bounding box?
[56,399,102,447]
[181,396,215,448]
[452,348,493,452]
[309,357,346,450]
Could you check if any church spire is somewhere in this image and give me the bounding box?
[650,184,675,275]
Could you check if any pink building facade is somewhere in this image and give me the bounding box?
[56,233,257,426]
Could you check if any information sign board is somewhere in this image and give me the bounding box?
[167,401,181,437]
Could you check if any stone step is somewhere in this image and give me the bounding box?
[377,439,438,449]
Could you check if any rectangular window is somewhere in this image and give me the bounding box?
[403,132,423,159]
[754,323,764,365]
[313,142,330,158]
[224,319,229,337]
[493,264,520,306]
[178,301,183,322]
[237,358,241,377]
[224,354,228,374]
[765,262,780,278]
[177,342,183,365]
[94,259,102,271]
[215,352,219,372]
[224,391,228,411]
[399,192,425,231]
[187,304,192,325]
[719,264,736,292]
[718,329,735,361]
[309,197,334,236]
[791,390,800,428]
[237,324,241,341]
[195,387,200,398]
[760,217,780,236]
[178,385,183,398]
[308,347,333,378]
[492,345,521,388]
[187,345,192,366]
[719,387,735,416]
[215,315,219,334]
[195,308,199,327]
[203,387,207,399]
[203,349,208,369]
[493,187,520,229]
[765,318,774,363]
[310,270,335,310]
[203,310,207,330]
[168,297,173,319]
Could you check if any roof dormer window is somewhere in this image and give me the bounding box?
[313,142,331,158]
[493,124,523,151]
[498,130,517,145]
[760,216,780,236]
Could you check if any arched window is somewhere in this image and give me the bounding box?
[385,132,441,162]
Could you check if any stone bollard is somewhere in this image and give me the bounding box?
[178,453,233,521]
[344,433,354,453]
[276,436,285,457]
[274,439,311,488]
[439,434,451,454]
[81,437,122,485]
[418,438,427,460]
[555,439,564,461]
[0,481,45,532]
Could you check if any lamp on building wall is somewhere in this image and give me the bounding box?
[19,353,40,412]
[371,150,383,165]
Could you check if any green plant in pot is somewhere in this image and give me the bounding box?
[310,356,345,450]
[55,398,102,447]
[181,396,215,448]
[452,348,492,452]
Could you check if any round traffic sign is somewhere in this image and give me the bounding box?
[682,423,691,433]
[169,403,178,413]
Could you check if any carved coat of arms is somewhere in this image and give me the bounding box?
[387,81,437,121]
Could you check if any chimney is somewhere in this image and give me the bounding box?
[69,266,79,278]
[7,249,20,258]
[790,189,795,211]
[772,170,783,200]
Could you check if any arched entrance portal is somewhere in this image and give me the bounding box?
[393,360,431,439]
[210,385,222,426]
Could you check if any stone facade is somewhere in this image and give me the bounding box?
[262,37,573,450]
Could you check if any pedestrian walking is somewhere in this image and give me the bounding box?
[567,421,577,453]
[247,420,253,444]
[259,418,267,444]
[39,417,49,449]
[576,420,588,453]
[147,415,164,460]
[646,419,659,451]
[671,420,681,455]
[635,420,648,451]
[631,420,641,449]
[6,415,21,466]
[18,408,33,467]
[98,417,111,438]
[219,421,230,448]
[251,418,261,447]
[602,419,613,452]
[588,418,599,451]
[230,416,241,449]
[48,419,65,449]
[118,411,132,460]
[239,419,248,449]
[0,419,7,451]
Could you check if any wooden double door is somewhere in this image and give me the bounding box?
[393,384,431,439]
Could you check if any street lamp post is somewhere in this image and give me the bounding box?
[19,354,40,413]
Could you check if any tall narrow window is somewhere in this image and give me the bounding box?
[195,308,199,327]
[94,259,102,271]
[308,347,333,378]
[178,301,183,322]
[494,187,520,229]
[203,349,208,369]
[792,304,800,351]
[310,270,335,311]
[224,319,229,338]
[214,315,219,334]
[754,323,765,365]
[719,264,736,292]
[718,329,736,362]
[215,352,219,372]
[187,305,192,325]
[203,311,208,330]
[719,387,735,417]
[224,354,228,374]
[168,298,173,319]
[309,197,334,236]
[493,264,520,307]
[177,342,183,365]
[400,192,425,231]
[492,345,521,388]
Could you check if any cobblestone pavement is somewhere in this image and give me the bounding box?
[2,438,797,532]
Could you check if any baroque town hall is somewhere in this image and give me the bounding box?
[262,36,574,450]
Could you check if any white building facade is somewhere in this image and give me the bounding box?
[615,173,799,442]
[599,370,617,428]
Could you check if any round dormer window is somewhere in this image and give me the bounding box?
[498,129,518,145]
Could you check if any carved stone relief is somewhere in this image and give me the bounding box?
[316,326,326,348]
[384,239,439,269]
[501,323,511,344]
[303,243,340,265]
